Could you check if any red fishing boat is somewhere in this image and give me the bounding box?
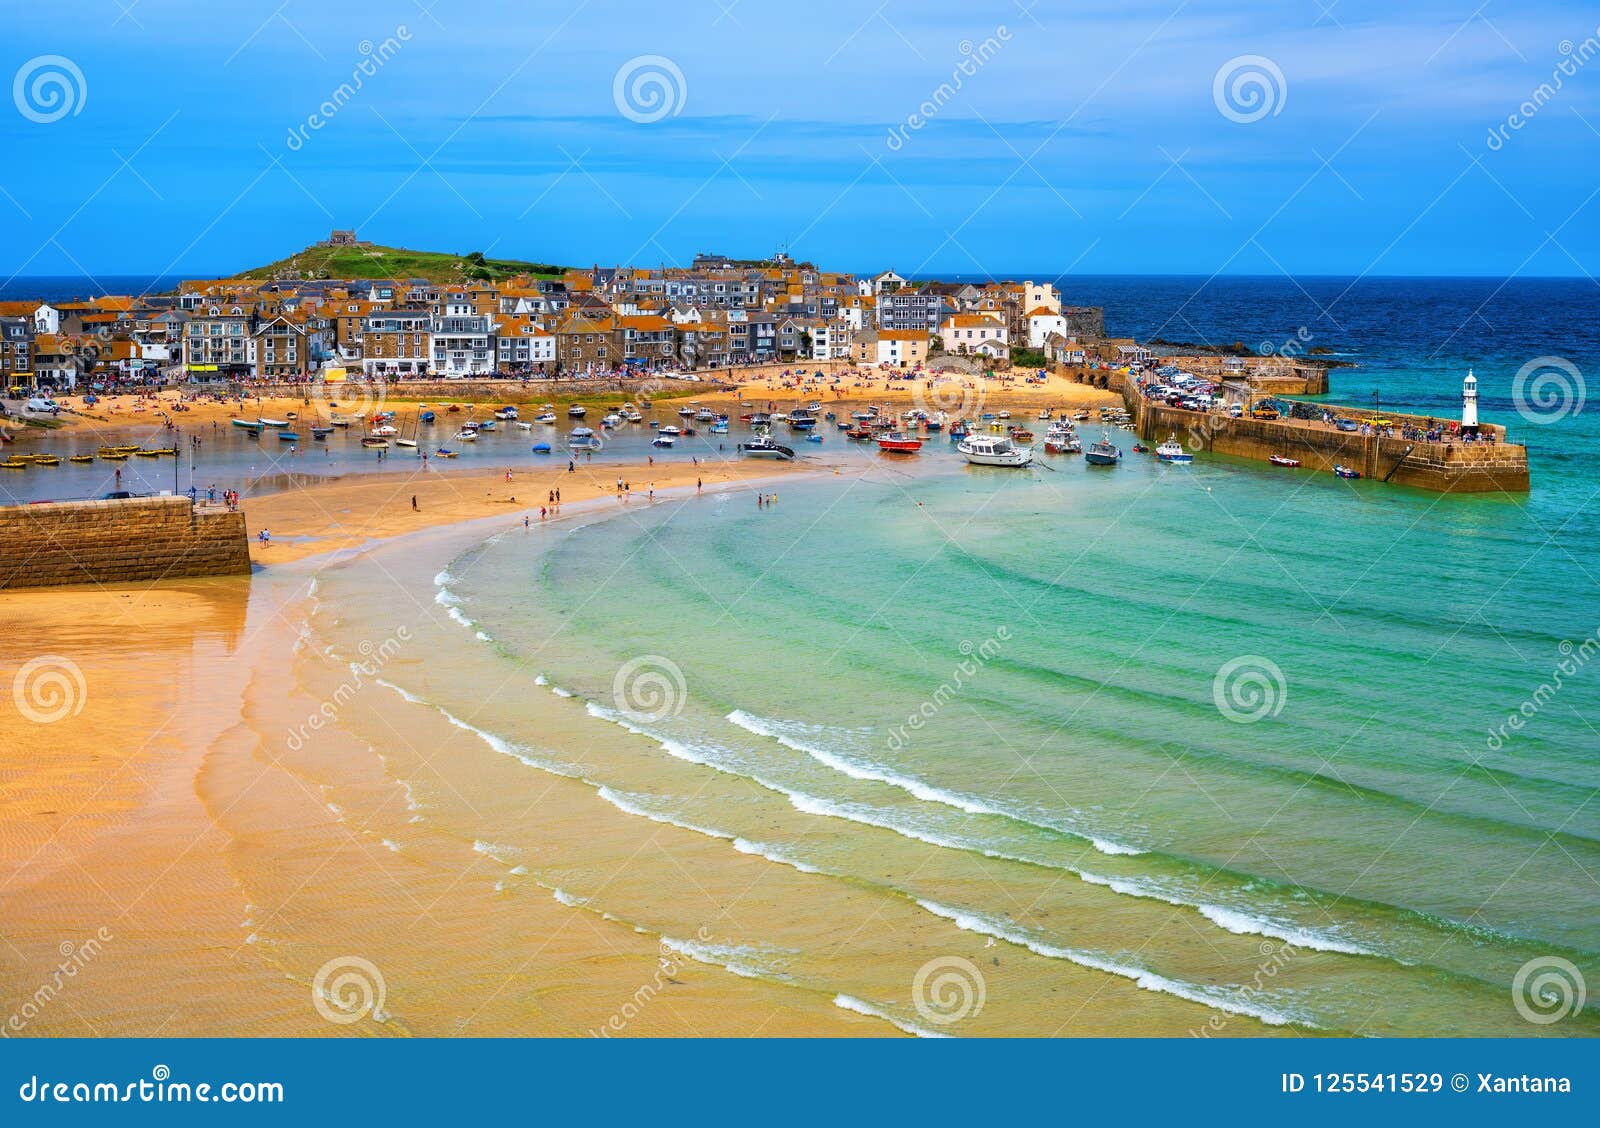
[876,432,924,453]
[1268,454,1301,467]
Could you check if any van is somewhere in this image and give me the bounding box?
[26,397,59,413]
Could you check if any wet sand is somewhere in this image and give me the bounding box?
[0,459,877,1037]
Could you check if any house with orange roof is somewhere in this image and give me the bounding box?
[854,328,929,367]
[939,313,1010,358]
[1025,307,1069,349]
[493,315,555,373]
[0,300,58,335]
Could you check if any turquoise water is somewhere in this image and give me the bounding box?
[422,429,1597,1035]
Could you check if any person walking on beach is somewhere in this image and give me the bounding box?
[412,495,418,511]
[554,488,560,504]
[697,477,702,493]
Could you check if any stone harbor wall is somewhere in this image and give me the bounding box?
[0,496,251,590]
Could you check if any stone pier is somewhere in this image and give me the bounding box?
[0,496,252,590]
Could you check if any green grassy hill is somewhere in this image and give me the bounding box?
[238,243,568,283]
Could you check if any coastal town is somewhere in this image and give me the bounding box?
[0,231,1126,388]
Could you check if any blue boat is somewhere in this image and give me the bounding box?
[420,411,435,423]
[532,443,552,454]
[278,431,300,442]
[805,433,824,443]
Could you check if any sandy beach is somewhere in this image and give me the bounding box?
[0,454,869,1037]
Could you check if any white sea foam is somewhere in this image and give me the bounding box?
[534,675,549,686]
[552,887,587,908]
[833,994,946,1038]
[914,898,1307,1027]
[380,838,402,853]
[473,840,521,866]
[658,936,777,982]
[1074,872,1375,957]
[725,709,1144,858]
[551,685,574,698]
[476,630,492,642]
[595,785,824,877]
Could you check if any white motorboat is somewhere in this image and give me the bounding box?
[536,412,558,425]
[1156,434,1194,464]
[454,429,477,442]
[958,434,1034,467]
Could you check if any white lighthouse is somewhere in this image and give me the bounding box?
[1462,369,1478,429]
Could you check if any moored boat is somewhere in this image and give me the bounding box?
[1084,433,1122,466]
[1156,434,1193,464]
[258,417,290,428]
[1269,454,1302,468]
[568,405,587,418]
[876,432,923,453]
[958,434,1034,467]
[231,418,265,432]
[361,437,389,448]
[1333,464,1362,479]
[738,436,796,460]
[277,432,300,443]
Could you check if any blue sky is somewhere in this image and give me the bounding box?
[3,0,1598,279]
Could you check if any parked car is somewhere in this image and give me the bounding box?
[26,397,59,414]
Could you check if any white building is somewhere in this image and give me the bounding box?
[430,295,494,376]
[939,313,1009,357]
[1026,308,1067,349]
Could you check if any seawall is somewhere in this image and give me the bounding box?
[1109,372,1530,493]
[0,496,252,590]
